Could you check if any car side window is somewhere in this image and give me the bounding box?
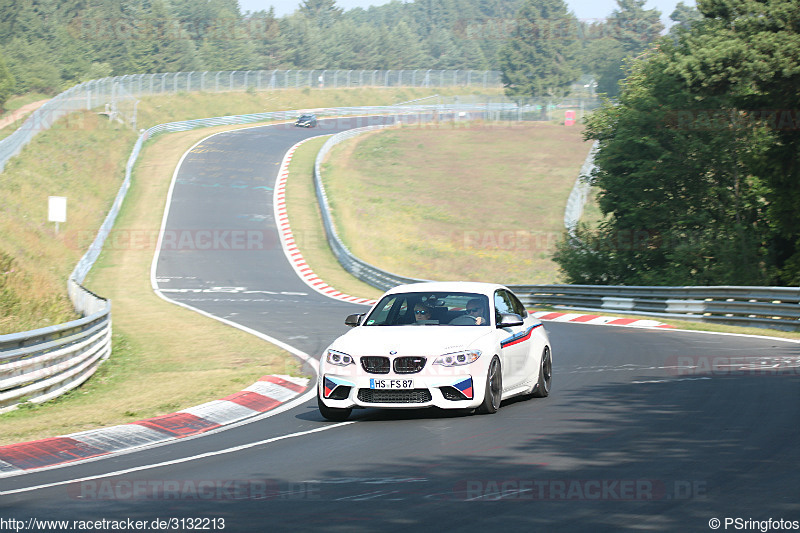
[494,290,512,322]
[495,289,525,318]
[508,291,528,317]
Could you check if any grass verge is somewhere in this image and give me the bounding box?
[1,112,136,334]
[284,136,383,301]
[322,120,592,285]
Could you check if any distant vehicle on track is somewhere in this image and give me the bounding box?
[318,281,553,421]
[294,114,317,128]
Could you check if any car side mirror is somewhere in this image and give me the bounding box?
[497,313,524,328]
[345,313,364,327]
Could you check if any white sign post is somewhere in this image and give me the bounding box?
[48,196,67,234]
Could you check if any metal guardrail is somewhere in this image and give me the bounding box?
[512,285,800,331]
[564,141,598,231]
[0,281,111,413]
[314,125,429,292]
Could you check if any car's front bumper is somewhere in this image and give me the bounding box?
[319,372,484,410]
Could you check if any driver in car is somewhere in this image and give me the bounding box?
[467,298,488,326]
[465,298,488,325]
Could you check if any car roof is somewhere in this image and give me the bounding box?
[381,281,508,298]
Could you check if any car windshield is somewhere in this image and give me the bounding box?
[363,292,490,326]
[298,115,313,120]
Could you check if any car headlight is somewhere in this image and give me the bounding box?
[433,349,482,367]
[325,349,355,366]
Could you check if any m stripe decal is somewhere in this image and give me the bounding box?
[501,324,541,348]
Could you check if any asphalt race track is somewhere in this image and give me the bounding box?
[2,118,799,532]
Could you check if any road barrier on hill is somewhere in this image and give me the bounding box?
[313,125,400,291]
[312,128,800,331]
[510,284,800,330]
[0,281,110,414]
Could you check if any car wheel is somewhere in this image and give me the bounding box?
[318,395,352,421]
[532,346,552,398]
[477,356,502,414]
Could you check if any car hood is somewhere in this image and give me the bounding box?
[329,326,491,357]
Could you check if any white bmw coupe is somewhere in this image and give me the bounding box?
[318,281,552,421]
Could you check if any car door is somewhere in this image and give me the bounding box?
[494,289,529,389]
[508,290,539,386]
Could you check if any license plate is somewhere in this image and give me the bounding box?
[370,379,414,389]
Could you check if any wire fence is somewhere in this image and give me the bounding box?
[0,69,504,172]
[107,69,503,94]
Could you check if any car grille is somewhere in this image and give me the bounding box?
[357,389,433,404]
[361,356,390,374]
[393,357,426,374]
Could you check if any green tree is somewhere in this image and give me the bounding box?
[498,0,579,106]
[247,8,282,69]
[279,14,326,68]
[299,0,343,28]
[172,0,256,71]
[2,37,62,93]
[0,52,15,110]
[556,36,771,285]
[666,0,800,283]
[378,21,427,69]
[124,0,200,73]
[669,1,702,32]
[587,0,663,97]
[556,0,800,286]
